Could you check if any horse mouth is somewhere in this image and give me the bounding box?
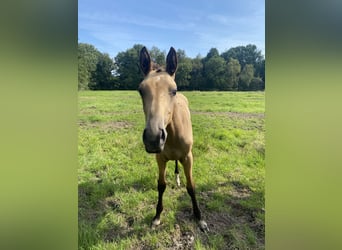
[144,143,164,154]
[145,147,162,154]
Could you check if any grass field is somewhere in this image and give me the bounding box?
[78,91,265,249]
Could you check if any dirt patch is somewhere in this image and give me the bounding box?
[171,208,264,250]
[169,182,264,249]
[191,111,264,119]
[202,211,234,235]
[162,224,196,250]
[229,181,253,199]
[78,185,103,222]
[226,111,264,119]
[103,225,135,243]
[104,197,121,211]
[191,110,265,119]
[79,121,133,130]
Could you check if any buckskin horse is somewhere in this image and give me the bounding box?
[138,46,208,231]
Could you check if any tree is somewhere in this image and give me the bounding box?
[206,48,220,59]
[78,42,265,91]
[221,44,263,71]
[189,55,204,90]
[176,49,187,61]
[227,58,241,90]
[203,56,228,90]
[255,59,265,82]
[78,43,101,90]
[238,64,254,91]
[249,77,264,91]
[222,45,265,91]
[175,49,192,90]
[149,46,165,66]
[115,44,144,89]
[89,53,116,90]
[202,48,220,65]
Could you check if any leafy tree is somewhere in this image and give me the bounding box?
[202,48,220,65]
[221,44,263,71]
[89,53,116,90]
[238,64,254,91]
[189,55,204,90]
[175,49,192,90]
[78,42,265,91]
[222,45,265,90]
[206,48,220,59]
[249,77,264,91]
[115,44,144,89]
[176,49,187,61]
[203,55,228,90]
[78,43,101,90]
[227,58,241,90]
[255,59,265,82]
[149,46,165,66]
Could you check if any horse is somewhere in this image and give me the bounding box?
[138,46,208,231]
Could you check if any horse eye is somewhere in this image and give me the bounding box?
[171,89,177,96]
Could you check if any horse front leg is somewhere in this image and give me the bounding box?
[152,154,167,227]
[181,152,209,232]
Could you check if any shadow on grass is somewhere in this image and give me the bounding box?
[174,180,265,249]
[78,172,157,249]
[79,175,264,250]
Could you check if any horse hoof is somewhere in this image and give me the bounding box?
[151,218,161,227]
[198,220,209,232]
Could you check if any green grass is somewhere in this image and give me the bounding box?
[79,90,265,249]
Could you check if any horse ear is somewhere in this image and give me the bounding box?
[140,47,151,76]
[166,47,177,76]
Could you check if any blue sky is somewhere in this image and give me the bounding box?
[78,0,264,59]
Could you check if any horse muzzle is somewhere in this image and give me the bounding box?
[142,128,167,153]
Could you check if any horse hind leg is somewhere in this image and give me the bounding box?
[175,160,180,187]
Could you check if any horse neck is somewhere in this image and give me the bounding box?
[166,95,192,141]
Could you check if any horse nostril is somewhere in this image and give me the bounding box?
[160,128,166,142]
[143,129,147,142]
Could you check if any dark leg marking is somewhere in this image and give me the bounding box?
[175,160,179,174]
[186,186,201,220]
[152,181,166,226]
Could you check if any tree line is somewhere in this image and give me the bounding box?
[78,43,265,91]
